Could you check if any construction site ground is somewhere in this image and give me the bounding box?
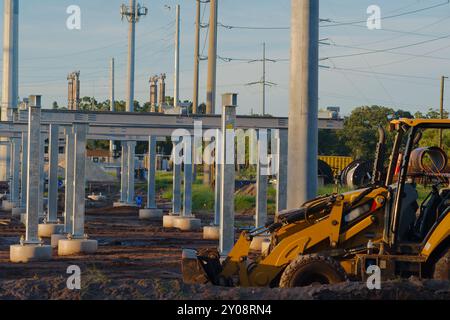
[0,200,449,300]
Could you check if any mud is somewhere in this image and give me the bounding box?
[0,205,449,300]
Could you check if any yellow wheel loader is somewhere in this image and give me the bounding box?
[182,119,450,287]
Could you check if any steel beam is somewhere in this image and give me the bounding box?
[255,130,268,228]
[172,137,182,214]
[275,129,288,214]
[72,123,88,238]
[120,143,129,202]
[9,136,20,206]
[146,136,157,209]
[20,131,27,208]
[183,135,193,217]
[126,141,136,204]
[47,124,59,223]
[64,127,74,233]
[214,129,221,225]
[220,93,237,255]
[25,96,41,244]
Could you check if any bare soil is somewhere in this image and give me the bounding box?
[0,203,449,300]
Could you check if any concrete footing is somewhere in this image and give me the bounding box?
[20,213,45,225]
[58,239,98,256]
[203,225,220,240]
[249,235,271,252]
[113,202,137,208]
[173,216,202,231]
[11,207,25,217]
[139,208,163,220]
[163,214,179,228]
[2,200,14,211]
[38,223,64,238]
[10,244,52,263]
[50,234,66,248]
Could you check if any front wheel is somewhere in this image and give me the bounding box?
[279,254,348,288]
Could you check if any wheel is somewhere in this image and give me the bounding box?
[279,254,348,288]
[433,248,450,280]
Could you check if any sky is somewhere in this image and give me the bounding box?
[2,0,450,116]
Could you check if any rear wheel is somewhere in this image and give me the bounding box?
[433,248,450,280]
[279,254,348,288]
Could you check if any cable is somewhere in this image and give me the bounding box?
[218,22,289,30]
[22,19,176,61]
[217,1,450,31]
[322,0,450,28]
[322,33,450,60]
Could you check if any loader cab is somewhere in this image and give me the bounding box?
[385,119,450,249]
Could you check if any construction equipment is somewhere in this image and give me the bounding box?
[182,119,450,287]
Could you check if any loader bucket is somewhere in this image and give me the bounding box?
[181,248,222,285]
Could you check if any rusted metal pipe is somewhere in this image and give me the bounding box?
[409,147,448,173]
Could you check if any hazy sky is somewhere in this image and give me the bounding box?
[3,0,450,116]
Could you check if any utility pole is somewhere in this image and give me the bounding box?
[120,0,147,204]
[287,0,319,208]
[110,58,115,112]
[121,0,148,112]
[192,0,201,114]
[206,0,218,114]
[110,58,115,157]
[204,0,218,185]
[246,43,276,116]
[173,4,181,108]
[439,75,448,148]
[0,0,19,182]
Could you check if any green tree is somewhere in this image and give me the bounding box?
[338,105,396,161]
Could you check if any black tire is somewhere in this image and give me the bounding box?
[433,248,450,280]
[279,254,348,288]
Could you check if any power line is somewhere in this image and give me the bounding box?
[322,33,450,60]
[22,20,175,62]
[217,1,450,31]
[322,0,450,28]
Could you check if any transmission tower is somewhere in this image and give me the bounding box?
[246,43,276,116]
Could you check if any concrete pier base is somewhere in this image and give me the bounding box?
[173,216,201,231]
[50,234,66,248]
[139,208,163,220]
[249,235,271,252]
[10,244,52,263]
[58,239,98,256]
[113,201,137,208]
[2,200,14,211]
[11,207,25,217]
[163,214,179,228]
[38,223,64,238]
[203,225,220,240]
[20,212,44,225]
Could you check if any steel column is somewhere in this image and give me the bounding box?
[47,124,59,223]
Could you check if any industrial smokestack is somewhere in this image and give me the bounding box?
[149,75,158,112]
[67,71,80,110]
[158,73,166,110]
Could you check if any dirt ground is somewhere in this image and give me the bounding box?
[0,201,449,300]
